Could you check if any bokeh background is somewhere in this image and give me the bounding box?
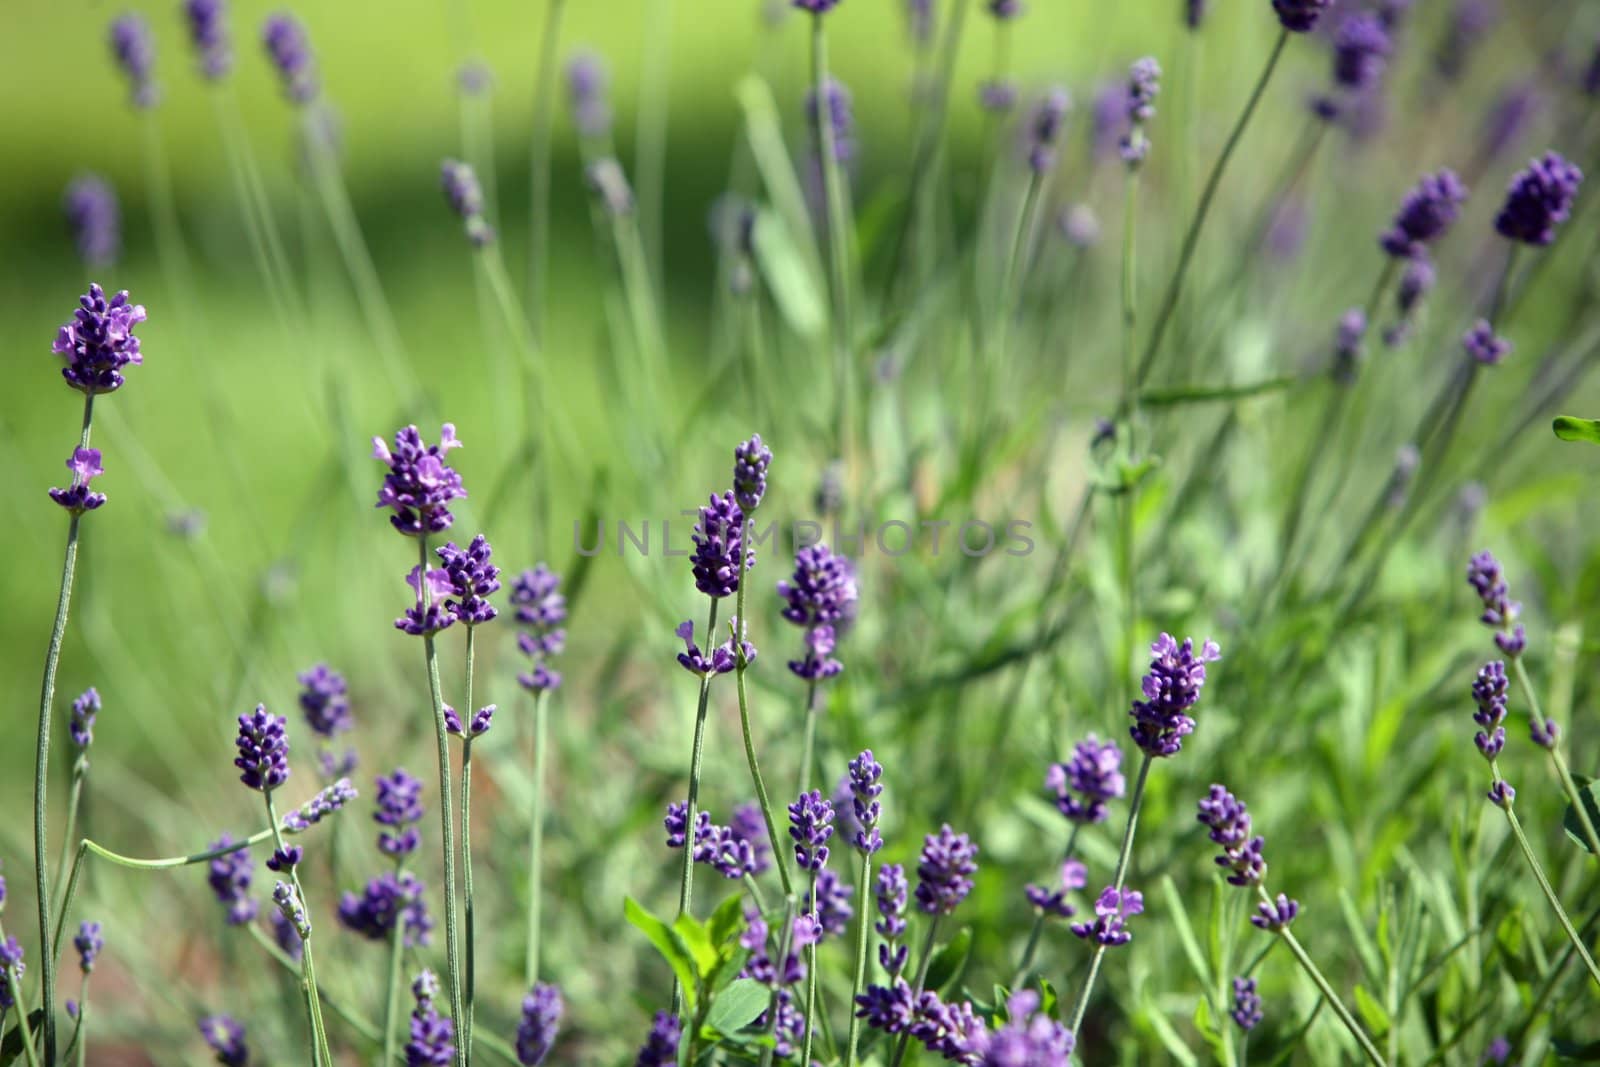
[2,0,1599,1063]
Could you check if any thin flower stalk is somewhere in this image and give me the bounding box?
[525,0,569,344]
[1264,897,1388,1067]
[525,687,552,986]
[461,626,479,1063]
[672,596,721,1010]
[810,14,857,462]
[1509,658,1600,857]
[263,791,334,1064]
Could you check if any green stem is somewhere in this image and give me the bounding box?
[71,975,88,1067]
[34,392,95,1064]
[1493,771,1600,990]
[1137,28,1290,386]
[265,791,333,1065]
[461,623,478,1066]
[1270,904,1387,1066]
[843,848,874,1067]
[525,688,551,987]
[1119,167,1141,688]
[1510,658,1600,858]
[525,0,568,343]
[419,537,467,1067]
[50,756,89,932]
[673,597,722,1015]
[812,13,857,464]
[382,861,408,1065]
[801,870,821,1065]
[734,551,795,901]
[797,681,821,796]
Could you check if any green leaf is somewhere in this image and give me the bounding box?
[673,913,719,978]
[1037,977,1057,1018]
[1140,991,1200,1067]
[923,927,973,994]
[1353,984,1391,1038]
[1338,889,1384,983]
[1552,416,1600,445]
[1139,376,1300,409]
[751,208,825,340]
[705,978,772,1038]
[1161,874,1214,989]
[0,1011,45,1067]
[707,891,749,950]
[625,896,699,1008]
[1561,778,1600,853]
[1263,1001,1325,1067]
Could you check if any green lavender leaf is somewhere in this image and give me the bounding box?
[1552,416,1600,445]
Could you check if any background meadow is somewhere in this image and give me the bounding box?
[2,0,1600,1063]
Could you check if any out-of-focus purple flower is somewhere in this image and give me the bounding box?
[779,543,856,680]
[807,77,856,164]
[282,778,358,832]
[1394,254,1436,319]
[665,802,758,880]
[63,176,121,268]
[1266,196,1308,261]
[1070,885,1143,946]
[397,565,456,636]
[406,970,455,1065]
[184,0,232,79]
[585,158,634,216]
[54,284,147,395]
[691,491,751,599]
[1231,977,1263,1030]
[1331,307,1368,384]
[674,619,735,677]
[271,908,303,961]
[69,687,100,748]
[1530,716,1560,750]
[1487,779,1516,808]
[438,535,500,625]
[441,159,495,247]
[855,979,918,1034]
[1381,170,1468,258]
[1090,81,1123,160]
[988,0,1023,17]
[1197,785,1268,887]
[1059,203,1101,248]
[876,862,909,974]
[517,982,563,1066]
[513,564,566,693]
[1251,892,1301,931]
[794,0,842,13]
[1385,443,1420,508]
[1186,0,1207,29]
[1462,319,1511,367]
[1047,735,1125,824]
[979,78,1019,113]
[234,706,289,792]
[457,61,491,96]
[1436,0,1498,80]
[788,789,834,872]
[730,803,773,874]
[633,1011,681,1067]
[975,990,1075,1064]
[0,938,22,1010]
[444,704,495,739]
[74,921,104,974]
[1273,0,1333,33]
[207,835,258,925]
[847,749,884,853]
[262,13,317,104]
[1028,87,1072,173]
[566,51,612,139]
[1467,551,1526,656]
[1025,858,1086,918]
[199,1015,249,1066]
[733,434,772,513]
[915,824,978,915]
[1333,14,1391,92]
[1482,1036,1512,1065]
[339,871,434,947]
[1471,660,1509,760]
[49,448,108,514]
[373,424,467,537]
[805,868,855,939]
[1496,152,1583,247]
[376,768,424,857]
[1480,83,1541,168]
[905,0,933,45]
[297,664,352,739]
[1128,633,1221,758]
[110,15,159,108]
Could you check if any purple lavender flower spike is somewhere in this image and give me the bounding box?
[805,868,856,939]
[271,908,304,961]
[1231,977,1263,1030]
[1495,152,1583,247]
[513,564,566,693]
[1070,885,1144,946]
[441,159,495,247]
[445,704,495,738]
[297,664,351,739]
[1483,1036,1512,1065]
[517,982,563,1065]
[1462,320,1511,366]
[1025,859,1087,919]
[272,881,309,940]
[1436,0,1498,80]
[397,565,457,636]
[733,434,773,512]
[1480,83,1541,167]
[1028,87,1073,173]
[779,543,857,680]
[63,176,121,268]
[283,778,358,831]
[980,79,1019,114]
[1388,255,1436,341]
[184,0,232,79]
[855,979,917,1034]
[1466,551,1526,656]
[788,789,835,871]
[262,13,317,104]
[807,77,856,164]
[1381,170,1468,258]
[566,51,612,139]
[730,803,773,874]
[1251,892,1301,931]
[1090,81,1123,160]
[1273,0,1333,32]
[1047,735,1125,824]
[793,0,842,13]
[586,158,635,216]
[675,619,735,676]
[876,862,909,974]
[373,424,467,537]
[406,970,455,1065]
[376,768,425,857]
[1471,660,1509,760]
[339,872,434,947]
[234,705,289,792]
[54,284,146,395]
[1333,14,1391,92]
[198,1014,249,1066]
[110,15,159,108]
[847,749,884,853]
[915,824,978,915]
[691,491,751,599]
[977,990,1075,1063]
[1128,633,1221,758]
[1197,785,1269,886]
[438,534,501,625]
[49,448,109,514]
[633,1012,683,1066]
[207,835,258,925]
[1530,716,1560,750]
[1186,0,1207,29]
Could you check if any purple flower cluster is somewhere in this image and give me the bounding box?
[733,434,772,512]
[517,982,563,1066]
[48,448,108,514]
[567,52,612,139]
[690,491,752,599]
[673,618,751,677]
[0,937,25,1011]
[1381,170,1468,258]
[68,687,100,749]
[847,749,884,853]
[1070,885,1144,946]
[1273,0,1333,32]
[1494,152,1583,247]
[54,284,146,395]
[72,920,103,975]
[1487,779,1516,808]
[1120,61,1159,166]
[297,664,352,739]
[262,13,317,103]
[437,535,500,625]
[282,778,358,831]
[779,543,856,680]
[441,159,495,247]
[198,1015,249,1066]
[1462,320,1511,366]
[665,802,760,879]
[376,768,425,856]
[397,565,456,636]
[207,836,257,925]
[110,15,159,108]
[807,78,857,165]
[1028,88,1072,173]
[804,868,856,940]
[63,176,120,268]
[406,971,455,1066]
[1047,735,1125,824]
[1466,551,1526,656]
[876,862,909,975]
[915,824,978,915]
[1128,633,1221,758]
[444,703,496,738]
[854,981,986,1059]
[184,0,232,79]
[1231,977,1263,1030]
[1386,256,1436,345]
[1197,785,1268,887]
[339,871,434,947]
[1471,660,1509,760]
[633,1011,681,1067]
[729,803,773,874]
[1025,858,1087,919]
[788,789,835,871]
[1332,14,1391,92]
[234,706,289,792]
[373,424,467,537]
[1252,892,1301,931]
[975,991,1075,1065]
[512,564,567,692]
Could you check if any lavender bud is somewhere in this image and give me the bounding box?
[406,969,456,1064]
[68,687,101,749]
[262,13,317,104]
[198,1015,249,1066]
[1495,152,1582,247]
[1332,14,1391,92]
[1487,779,1515,808]
[513,564,566,693]
[1462,319,1511,366]
[54,284,147,395]
[1197,785,1268,886]
[1128,633,1221,758]
[74,921,104,974]
[376,768,425,857]
[1231,978,1263,1030]
[297,664,352,739]
[806,77,856,164]
[733,434,773,512]
[915,824,978,915]
[206,835,257,924]
[566,51,612,139]
[1251,893,1301,931]
[1027,87,1073,173]
[1380,169,1468,258]
[63,176,121,269]
[847,749,884,853]
[517,983,564,1065]
[788,789,835,871]
[373,424,467,537]
[441,159,495,248]
[1070,885,1144,946]
[633,1012,681,1067]
[234,705,289,792]
[184,0,233,79]
[110,15,159,108]
[1046,734,1125,824]
[779,544,857,680]
[1272,0,1333,33]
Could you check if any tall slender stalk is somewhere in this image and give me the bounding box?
[1510,656,1600,858]
[382,857,408,1065]
[526,0,568,342]
[34,392,95,1064]
[50,754,90,930]
[418,537,467,1067]
[524,688,551,986]
[673,597,722,1015]
[811,13,857,466]
[800,869,821,1065]
[843,843,874,1067]
[1118,168,1142,685]
[1137,28,1290,386]
[264,791,333,1065]
[1270,911,1387,1066]
[797,681,821,796]
[460,626,479,1065]
[733,555,794,902]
